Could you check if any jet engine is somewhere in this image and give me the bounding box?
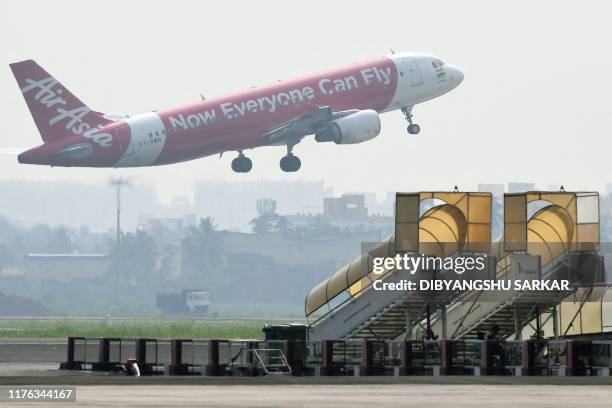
[315,109,381,144]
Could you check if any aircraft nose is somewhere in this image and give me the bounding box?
[446,64,464,85]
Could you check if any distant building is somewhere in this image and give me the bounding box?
[194,179,332,231]
[138,214,197,235]
[600,196,612,242]
[286,193,393,235]
[211,230,382,268]
[507,182,536,193]
[23,254,112,283]
[324,194,368,218]
[381,192,395,216]
[343,192,394,216]
[477,184,504,197]
[478,184,504,239]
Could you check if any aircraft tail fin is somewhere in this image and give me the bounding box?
[9,59,113,144]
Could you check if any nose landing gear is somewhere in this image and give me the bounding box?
[231,151,252,173]
[401,107,421,134]
[407,123,420,134]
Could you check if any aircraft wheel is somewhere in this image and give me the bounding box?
[407,124,421,134]
[280,155,301,172]
[232,156,252,173]
[231,157,241,172]
[240,157,252,172]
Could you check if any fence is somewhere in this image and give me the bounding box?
[60,337,612,377]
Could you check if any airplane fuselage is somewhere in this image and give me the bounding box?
[14,52,463,168]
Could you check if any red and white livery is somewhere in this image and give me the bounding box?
[10,52,463,172]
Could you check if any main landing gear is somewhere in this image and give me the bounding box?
[401,107,420,134]
[231,151,252,173]
[280,139,301,172]
[280,154,301,172]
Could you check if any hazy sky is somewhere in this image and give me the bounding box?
[1,0,611,204]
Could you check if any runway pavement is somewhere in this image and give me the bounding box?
[1,384,611,408]
[0,338,65,363]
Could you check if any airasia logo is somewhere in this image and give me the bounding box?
[20,77,112,147]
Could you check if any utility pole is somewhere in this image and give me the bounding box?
[110,176,130,301]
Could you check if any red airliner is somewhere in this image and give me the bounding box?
[11,52,463,172]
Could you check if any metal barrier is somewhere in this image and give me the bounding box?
[59,337,612,377]
[591,341,612,376]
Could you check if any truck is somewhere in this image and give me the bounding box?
[156,290,210,315]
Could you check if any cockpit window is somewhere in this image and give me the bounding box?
[436,59,444,66]
[432,61,439,68]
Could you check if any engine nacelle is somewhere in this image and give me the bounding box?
[315,110,381,144]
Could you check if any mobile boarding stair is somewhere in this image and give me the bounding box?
[429,252,582,340]
[308,257,495,342]
[429,191,603,340]
[306,192,494,342]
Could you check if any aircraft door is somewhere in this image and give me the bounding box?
[401,57,423,86]
[114,123,135,160]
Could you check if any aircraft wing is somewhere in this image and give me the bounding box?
[260,106,358,143]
